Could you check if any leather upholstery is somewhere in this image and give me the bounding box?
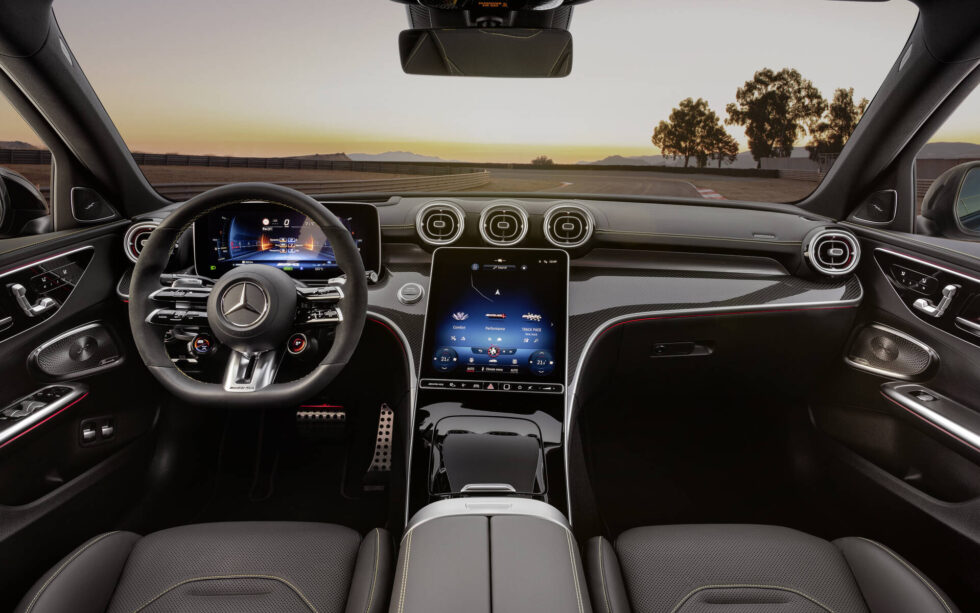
[15,522,392,613]
[390,514,592,613]
[586,524,958,613]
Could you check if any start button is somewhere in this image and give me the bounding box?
[288,333,308,355]
[397,282,425,305]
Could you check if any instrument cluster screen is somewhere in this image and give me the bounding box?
[194,202,380,279]
[421,248,568,393]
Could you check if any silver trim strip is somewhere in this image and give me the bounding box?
[543,202,595,249]
[956,316,980,335]
[416,201,466,246]
[563,284,864,527]
[479,201,529,247]
[460,483,517,493]
[843,323,939,380]
[883,384,980,452]
[876,247,980,286]
[404,497,571,537]
[0,383,88,447]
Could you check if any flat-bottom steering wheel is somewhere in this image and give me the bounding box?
[129,183,367,409]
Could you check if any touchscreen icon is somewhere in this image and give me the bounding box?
[451,312,469,321]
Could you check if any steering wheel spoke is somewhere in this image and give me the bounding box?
[296,284,344,326]
[223,349,282,392]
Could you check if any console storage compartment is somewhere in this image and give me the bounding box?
[391,498,591,613]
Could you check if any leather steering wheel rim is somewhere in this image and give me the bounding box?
[128,182,367,409]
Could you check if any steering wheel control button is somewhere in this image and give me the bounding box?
[288,333,309,355]
[190,334,214,355]
[397,282,425,305]
[220,281,270,328]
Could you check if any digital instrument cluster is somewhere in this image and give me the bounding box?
[420,248,568,394]
[193,201,380,279]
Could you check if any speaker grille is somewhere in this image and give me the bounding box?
[845,324,936,379]
[30,323,123,380]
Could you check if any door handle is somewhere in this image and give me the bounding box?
[912,284,959,318]
[9,283,57,317]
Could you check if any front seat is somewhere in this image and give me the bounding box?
[15,522,393,613]
[586,524,957,613]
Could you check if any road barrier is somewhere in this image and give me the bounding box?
[148,171,491,200]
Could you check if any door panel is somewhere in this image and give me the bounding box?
[811,231,980,605]
[0,223,160,611]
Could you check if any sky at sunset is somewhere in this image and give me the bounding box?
[2,0,976,163]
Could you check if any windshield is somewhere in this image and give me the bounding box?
[12,0,918,203]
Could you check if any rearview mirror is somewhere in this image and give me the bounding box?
[398,28,573,78]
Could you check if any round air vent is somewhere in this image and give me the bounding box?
[416,202,465,246]
[544,203,594,248]
[804,228,861,276]
[480,202,528,247]
[123,221,159,263]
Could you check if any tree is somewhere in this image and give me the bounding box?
[725,68,826,167]
[531,155,555,166]
[709,129,740,168]
[806,87,868,160]
[651,97,733,169]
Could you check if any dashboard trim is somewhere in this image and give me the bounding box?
[562,286,864,527]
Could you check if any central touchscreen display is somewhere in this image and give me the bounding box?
[420,248,568,393]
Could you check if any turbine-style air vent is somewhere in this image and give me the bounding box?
[123,221,159,263]
[544,203,594,248]
[480,202,528,247]
[416,202,465,246]
[805,229,861,276]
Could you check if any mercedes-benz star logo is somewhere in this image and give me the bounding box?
[220,281,269,328]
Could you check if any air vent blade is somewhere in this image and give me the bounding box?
[805,228,860,276]
[544,203,594,248]
[416,202,465,246]
[480,202,529,246]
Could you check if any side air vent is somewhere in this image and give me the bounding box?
[480,202,528,246]
[416,202,465,246]
[544,203,594,248]
[804,228,861,276]
[123,221,159,263]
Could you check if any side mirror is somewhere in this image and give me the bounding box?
[918,161,980,240]
[399,28,573,78]
[0,167,50,236]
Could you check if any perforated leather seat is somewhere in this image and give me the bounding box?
[15,522,393,613]
[585,524,957,613]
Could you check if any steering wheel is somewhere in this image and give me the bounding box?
[128,183,367,409]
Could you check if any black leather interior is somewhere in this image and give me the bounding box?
[390,512,592,613]
[14,522,393,613]
[585,524,958,613]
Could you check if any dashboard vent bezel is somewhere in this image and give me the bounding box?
[416,201,465,246]
[805,228,861,276]
[479,201,529,247]
[543,203,595,249]
[123,220,160,263]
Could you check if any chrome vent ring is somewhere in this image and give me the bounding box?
[480,202,529,247]
[805,229,860,276]
[544,203,594,248]
[124,221,160,263]
[416,201,465,246]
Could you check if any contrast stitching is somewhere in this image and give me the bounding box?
[565,528,585,613]
[855,538,952,613]
[25,531,122,613]
[396,530,413,613]
[364,528,381,613]
[668,584,837,613]
[597,539,612,613]
[130,574,319,613]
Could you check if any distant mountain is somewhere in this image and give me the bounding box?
[917,142,980,159]
[347,151,460,163]
[579,147,810,169]
[289,152,352,162]
[0,140,42,150]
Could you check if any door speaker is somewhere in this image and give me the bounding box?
[29,322,124,380]
[844,323,937,380]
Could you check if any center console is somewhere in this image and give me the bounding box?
[408,248,568,517]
